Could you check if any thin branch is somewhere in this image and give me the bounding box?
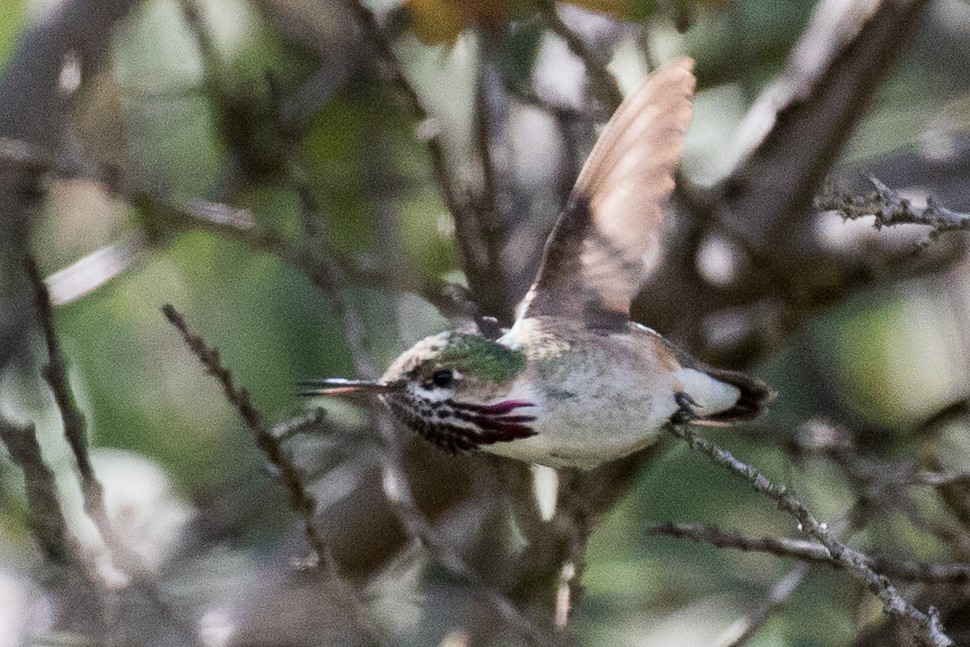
[552,472,592,632]
[177,0,224,91]
[816,177,970,250]
[161,304,389,645]
[24,258,121,553]
[0,416,80,566]
[504,83,600,123]
[535,0,622,112]
[263,71,377,379]
[371,408,559,646]
[649,521,834,564]
[0,414,110,639]
[160,304,331,564]
[913,471,970,488]
[716,563,810,647]
[344,0,499,312]
[666,423,954,647]
[471,53,507,316]
[649,522,970,584]
[26,259,204,644]
[271,408,328,442]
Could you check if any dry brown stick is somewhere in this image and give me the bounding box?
[716,563,811,647]
[815,177,970,251]
[666,423,954,647]
[535,0,623,112]
[0,416,80,566]
[649,521,970,584]
[371,408,559,647]
[161,304,388,645]
[23,258,122,551]
[160,304,330,563]
[26,259,203,643]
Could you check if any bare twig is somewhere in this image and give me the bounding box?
[161,304,390,643]
[649,521,970,584]
[343,0,505,316]
[24,258,123,553]
[271,408,328,442]
[504,83,599,123]
[471,52,509,317]
[535,0,622,112]
[26,259,205,644]
[552,473,592,632]
[160,305,331,563]
[0,415,109,638]
[816,177,970,250]
[912,471,970,487]
[372,409,558,646]
[666,423,954,647]
[0,416,79,565]
[177,0,224,88]
[716,564,811,647]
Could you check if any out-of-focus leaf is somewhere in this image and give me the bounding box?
[0,0,28,71]
[405,0,464,44]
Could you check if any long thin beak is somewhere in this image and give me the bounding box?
[299,378,399,397]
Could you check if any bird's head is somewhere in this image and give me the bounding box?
[301,332,537,452]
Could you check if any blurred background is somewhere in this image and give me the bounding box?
[2,0,970,645]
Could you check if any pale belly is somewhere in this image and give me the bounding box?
[483,352,681,469]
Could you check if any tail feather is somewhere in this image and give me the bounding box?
[695,366,775,424]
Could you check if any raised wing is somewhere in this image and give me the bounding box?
[518,58,695,329]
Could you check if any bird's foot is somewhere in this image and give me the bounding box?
[671,392,700,425]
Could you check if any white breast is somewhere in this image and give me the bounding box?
[482,348,679,469]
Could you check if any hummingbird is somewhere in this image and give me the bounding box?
[303,58,773,469]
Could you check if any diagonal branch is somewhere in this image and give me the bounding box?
[26,258,205,645]
[160,304,332,566]
[23,258,122,556]
[344,0,501,315]
[666,423,954,647]
[535,0,622,112]
[722,0,932,245]
[161,304,387,644]
[649,521,970,584]
[716,563,810,647]
[0,416,81,566]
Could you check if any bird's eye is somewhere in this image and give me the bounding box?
[431,369,454,388]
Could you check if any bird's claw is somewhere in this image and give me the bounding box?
[671,392,700,425]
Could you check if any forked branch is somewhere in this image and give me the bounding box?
[666,423,954,647]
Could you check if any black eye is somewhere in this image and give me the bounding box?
[431,369,454,388]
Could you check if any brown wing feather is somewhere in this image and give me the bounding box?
[519,58,696,328]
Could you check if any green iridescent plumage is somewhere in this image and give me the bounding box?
[436,333,525,384]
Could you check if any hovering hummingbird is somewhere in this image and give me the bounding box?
[303,58,772,469]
